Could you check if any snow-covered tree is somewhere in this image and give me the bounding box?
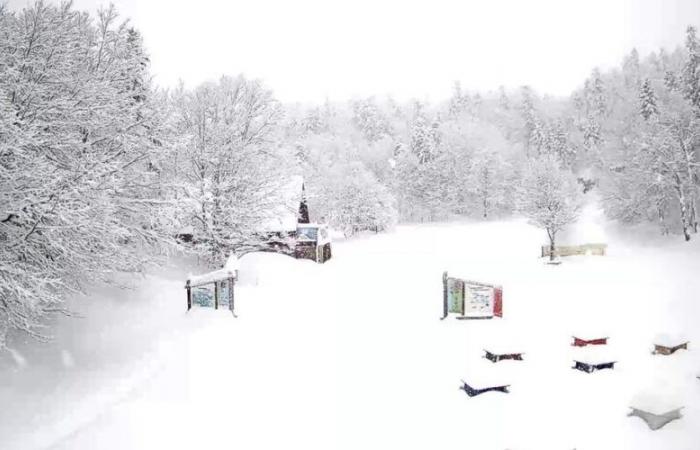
[351,97,392,143]
[645,98,699,240]
[519,156,583,261]
[639,78,659,120]
[166,76,285,264]
[623,48,641,88]
[469,150,507,219]
[681,25,700,113]
[0,2,171,347]
[448,81,470,118]
[409,103,440,164]
[584,68,608,118]
[300,133,397,235]
[325,163,397,236]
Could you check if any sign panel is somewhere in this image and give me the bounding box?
[192,286,214,307]
[464,283,494,316]
[447,278,465,314]
[441,271,503,319]
[218,280,231,308]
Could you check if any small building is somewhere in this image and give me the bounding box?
[258,176,332,263]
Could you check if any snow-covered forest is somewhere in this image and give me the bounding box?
[1,1,699,349]
[2,1,700,449]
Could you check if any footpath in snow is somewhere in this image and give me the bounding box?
[1,211,700,450]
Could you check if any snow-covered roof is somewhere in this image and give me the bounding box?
[188,268,236,288]
[653,333,688,347]
[258,175,304,233]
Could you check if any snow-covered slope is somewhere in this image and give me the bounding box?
[1,216,699,450]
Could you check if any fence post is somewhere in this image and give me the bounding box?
[441,271,448,320]
[214,281,219,310]
[186,280,192,311]
[229,277,236,317]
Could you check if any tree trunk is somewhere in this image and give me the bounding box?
[548,229,556,261]
[673,174,691,241]
[690,201,698,233]
[658,206,668,235]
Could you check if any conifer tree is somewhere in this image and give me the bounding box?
[681,26,700,113]
[639,78,659,120]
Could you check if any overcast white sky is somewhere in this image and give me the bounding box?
[6,0,700,103]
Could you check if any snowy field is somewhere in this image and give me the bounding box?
[1,207,700,450]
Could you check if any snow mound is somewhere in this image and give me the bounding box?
[631,389,685,414]
[237,251,316,286]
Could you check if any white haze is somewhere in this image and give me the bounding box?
[7,0,700,102]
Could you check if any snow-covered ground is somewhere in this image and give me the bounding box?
[2,207,700,450]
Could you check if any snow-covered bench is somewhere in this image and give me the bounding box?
[572,360,616,373]
[571,335,608,347]
[628,393,684,430]
[571,346,616,373]
[652,334,689,355]
[483,349,524,363]
[459,379,510,397]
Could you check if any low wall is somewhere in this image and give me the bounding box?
[541,243,607,258]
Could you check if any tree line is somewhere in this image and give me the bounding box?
[1,1,698,346]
